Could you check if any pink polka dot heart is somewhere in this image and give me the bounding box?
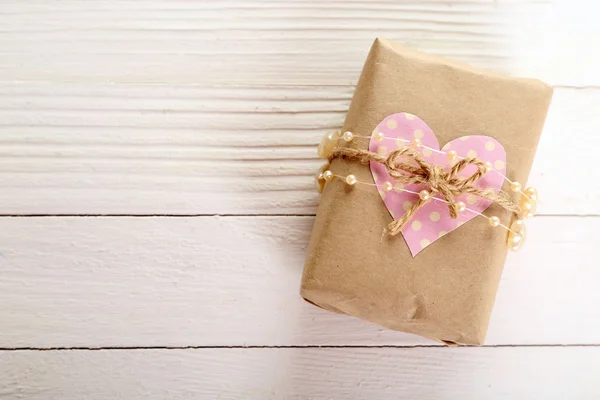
[369,112,506,256]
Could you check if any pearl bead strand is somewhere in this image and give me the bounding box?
[314,130,538,251]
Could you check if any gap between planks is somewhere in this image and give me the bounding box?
[2,343,600,352]
[0,80,597,90]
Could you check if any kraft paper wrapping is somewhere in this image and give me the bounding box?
[301,38,553,345]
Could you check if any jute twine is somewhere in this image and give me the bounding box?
[329,147,521,236]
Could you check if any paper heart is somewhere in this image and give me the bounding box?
[369,113,506,256]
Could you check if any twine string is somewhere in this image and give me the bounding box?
[329,147,521,236]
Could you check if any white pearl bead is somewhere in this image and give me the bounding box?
[513,219,526,230]
[343,131,354,142]
[484,162,493,173]
[507,219,526,252]
[373,131,385,142]
[520,198,536,218]
[524,187,538,201]
[488,216,500,227]
[345,174,357,186]
[314,163,330,193]
[455,201,466,212]
[322,170,333,181]
[446,150,457,161]
[419,190,430,201]
[510,181,522,192]
[411,138,422,148]
[520,187,537,218]
[382,181,393,192]
[509,234,523,249]
[317,130,340,159]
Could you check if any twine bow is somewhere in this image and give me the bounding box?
[329,147,521,236]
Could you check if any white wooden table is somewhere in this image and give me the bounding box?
[1,1,599,399]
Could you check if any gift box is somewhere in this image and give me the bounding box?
[301,38,553,345]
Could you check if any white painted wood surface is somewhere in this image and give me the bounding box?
[0,215,599,348]
[2,347,600,400]
[1,0,597,87]
[1,0,599,398]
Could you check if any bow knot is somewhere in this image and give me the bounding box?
[383,147,493,234]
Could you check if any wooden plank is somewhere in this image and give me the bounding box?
[0,215,597,348]
[2,347,600,399]
[0,84,595,215]
[0,0,592,86]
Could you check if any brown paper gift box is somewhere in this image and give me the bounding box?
[301,38,553,345]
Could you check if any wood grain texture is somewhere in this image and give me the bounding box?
[2,347,600,400]
[0,84,597,215]
[0,0,532,85]
[0,216,597,348]
[0,0,594,87]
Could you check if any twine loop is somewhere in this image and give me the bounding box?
[330,146,521,236]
